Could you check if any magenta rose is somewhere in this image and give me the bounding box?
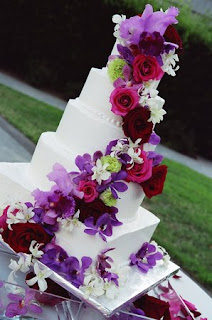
[110,87,139,116]
[78,180,98,203]
[133,54,164,82]
[123,107,153,143]
[126,152,153,183]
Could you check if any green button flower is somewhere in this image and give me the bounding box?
[100,189,117,207]
[101,155,122,173]
[108,58,127,82]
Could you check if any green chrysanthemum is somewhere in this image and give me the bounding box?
[100,189,117,207]
[107,58,127,82]
[101,155,122,173]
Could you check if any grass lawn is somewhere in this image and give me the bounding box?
[0,83,211,291]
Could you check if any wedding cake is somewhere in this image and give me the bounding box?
[0,4,182,301]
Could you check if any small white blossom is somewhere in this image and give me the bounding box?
[92,159,111,185]
[29,240,44,259]
[8,254,32,284]
[26,262,52,292]
[162,50,179,76]
[82,269,105,299]
[6,202,35,230]
[151,240,170,267]
[57,210,81,233]
[104,280,119,299]
[112,14,126,40]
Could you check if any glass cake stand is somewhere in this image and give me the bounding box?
[0,242,180,319]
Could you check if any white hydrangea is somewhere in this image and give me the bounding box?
[162,50,179,76]
[91,159,111,185]
[6,202,35,230]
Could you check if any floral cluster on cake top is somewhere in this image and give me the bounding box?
[0,4,182,301]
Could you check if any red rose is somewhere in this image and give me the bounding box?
[140,165,168,198]
[76,199,114,223]
[133,54,164,82]
[134,294,171,320]
[2,223,52,253]
[126,151,152,183]
[110,87,139,116]
[78,180,98,203]
[123,107,153,143]
[164,25,183,54]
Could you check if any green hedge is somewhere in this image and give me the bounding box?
[0,0,211,159]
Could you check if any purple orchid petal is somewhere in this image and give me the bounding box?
[93,151,103,162]
[99,233,107,242]
[123,64,132,82]
[47,163,73,194]
[75,155,85,171]
[105,140,118,155]
[148,151,163,166]
[112,181,128,192]
[84,229,98,236]
[7,293,22,302]
[117,44,134,65]
[149,132,161,145]
[111,187,118,199]
[142,4,154,20]
[104,223,113,237]
[83,153,92,162]
[84,216,95,228]
[113,77,126,88]
[113,170,128,181]
[81,256,92,270]
[96,213,110,228]
[28,304,43,314]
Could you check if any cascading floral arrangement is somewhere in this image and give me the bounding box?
[0,4,182,302]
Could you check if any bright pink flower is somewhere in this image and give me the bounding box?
[133,54,164,82]
[126,151,152,183]
[78,180,98,203]
[0,205,9,230]
[110,87,139,116]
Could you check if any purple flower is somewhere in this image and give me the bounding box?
[139,31,165,57]
[117,44,135,65]
[97,171,128,199]
[130,242,163,273]
[148,151,163,166]
[64,256,92,288]
[113,64,142,92]
[96,248,119,286]
[84,213,113,242]
[40,242,68,273]
[5,291,42,318]
[149,132,161,145]
[119,5,179,45]
[73,151,103,184]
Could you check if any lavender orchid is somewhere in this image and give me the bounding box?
[40,242,68,273]
[84,213,113,242]
[64,256,92,288]
[5,291,42,318]
[130,242,163,273]
[97,171,128,199]
[96,248,119,286]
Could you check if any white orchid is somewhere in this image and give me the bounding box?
[29,240,44,260]
[57,210,81,233]
[26,262,52,292]
[92,159,111,185]
[104,280,119,299]
[151,240,170,267]
[112,14,126,40]
[82,270,105,299]
[6,202,35,230]
[8,254,32,284]
[162,50,179,76]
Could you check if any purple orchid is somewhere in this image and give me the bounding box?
[33,187,76,226]
[73,151,103,184]
[119,4,179,45]
[84,213,113,242]
[113,62,142,91]
[117,44,134,65]
[130,242,163,273]
[96,248,119,286]
[139,31,165,57]
[149,132,161,145]
[105,139,131,165]
[40,242,68,273]
[97,171,128,199]
[5,291,42,318]
[64,256,92,288]
[148,151,163,167]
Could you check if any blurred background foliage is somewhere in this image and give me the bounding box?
[0,0,211,159]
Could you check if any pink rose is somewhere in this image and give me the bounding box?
[110,87,139,116]
[133,54,164,82]
[126,151,152,183]
[0,205,9,230]
[78,180,98,203]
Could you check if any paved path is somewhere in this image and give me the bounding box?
[0,70,211,179]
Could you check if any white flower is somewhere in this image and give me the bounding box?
[148,96,166,124]
[8,254,32,284]
[82,270,105,299]
[26,262,52,292]
[104,280,119,299]
[57,210,81,233]
[151,240,170,267]
[29,241,44,259]
[112,14,126,40]
[6,202,35,230]
[162,50,179,76]
[91,159,111,185]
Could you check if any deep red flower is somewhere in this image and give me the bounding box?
[123,107,153,143]
[76,199,115,223]
[164,25,183,54]
[134,294,171,320]
[2,223,52,253]
[133,54,164,82]
[140,165,168,198]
